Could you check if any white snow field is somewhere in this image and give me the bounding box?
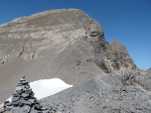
[5,78,73,103]
[30,78,73,99]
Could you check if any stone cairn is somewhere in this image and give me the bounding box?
[0,76,57,113]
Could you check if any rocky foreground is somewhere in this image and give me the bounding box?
[2,70,151,113]
[0,77,58,113]
[0,9,151,113]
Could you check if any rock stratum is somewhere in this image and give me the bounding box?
[1,9,151,113]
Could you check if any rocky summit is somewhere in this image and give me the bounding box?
[0,9,135,101]
[0,9,150,113]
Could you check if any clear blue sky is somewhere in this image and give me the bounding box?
[0,0,151,69]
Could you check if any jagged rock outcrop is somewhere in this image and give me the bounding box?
[0,77,59,113]
[84,20,136,73]
[0,9,135,101]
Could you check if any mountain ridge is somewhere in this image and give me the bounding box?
[0,8,136,102]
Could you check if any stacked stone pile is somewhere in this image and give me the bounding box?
[1,76,58,113]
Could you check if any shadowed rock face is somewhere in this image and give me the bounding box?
[0,9,135,102]
[147,68,151,72]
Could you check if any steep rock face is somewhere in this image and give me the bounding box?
[108,39,136,70]
[0,9,91,61]
[0,9,135,101]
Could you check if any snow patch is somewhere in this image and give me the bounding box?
[6,78,72,103]
[30,78,73,100]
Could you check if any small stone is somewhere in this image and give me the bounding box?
[19,99,32,106]
[28,99,36,104]
[21,93,30,98]
[11,96,20,103]
[24,85,30,89]
[12,105,31,113]
[11,101,19,107]
[25,89,33,95]
[34,104,43,110]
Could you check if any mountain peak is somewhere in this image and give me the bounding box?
[0,9,84,27]
[0,9,135,102]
